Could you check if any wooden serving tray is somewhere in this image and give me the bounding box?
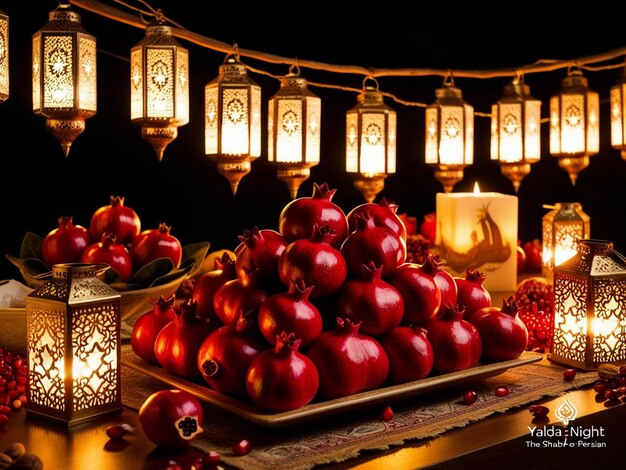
[123,350,542,428]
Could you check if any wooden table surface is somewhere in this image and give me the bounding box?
[1,358,624,470]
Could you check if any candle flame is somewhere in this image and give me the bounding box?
[473,182,481,194]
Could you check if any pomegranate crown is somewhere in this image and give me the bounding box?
[289,278,315,299]
[465,268,486,284]
[109,195,125,206]
[149,293,176,310]
[310,223,337,243]
[215,251,236,272]
[312,182,337,200]
[501,296,522,316]
[275,331,302,352]
[379,197,399,213]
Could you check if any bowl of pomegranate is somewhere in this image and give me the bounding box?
[5,196,211,320]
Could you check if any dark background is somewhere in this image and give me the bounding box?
[1,1,626,280]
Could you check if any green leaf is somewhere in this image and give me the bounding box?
[181,241,211,277]
[126,258,175,288]
[19,232,44,261]
[5,254,49,277]
[151,264,193,287]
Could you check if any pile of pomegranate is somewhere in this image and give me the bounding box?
[40,196,183,281]
[131,183,530,413]
[0,348,28,426]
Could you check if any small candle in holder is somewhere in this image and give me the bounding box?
[435,183,518,292]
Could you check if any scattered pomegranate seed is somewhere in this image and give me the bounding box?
[205,450,221,465]
[0,414,8,426]
[563,369,577,382]
[232,439,251,456]
[462,390,477,405]
[106,423,135,440]
[381,405,394,422]
[604,388,621,401]
[528,405,549,418]
[495,386,511,397]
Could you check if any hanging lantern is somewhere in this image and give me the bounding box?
[550,239,626,371]
[32,0,97,157]
[346,77,396,203]
[205,50,261,195]
[425,75,474,193]
[25,263,122,426]
[490,76,541,193]
[130,11,189,161]
[549,66,600,185]
[610,65,626,159]
[0,9,8,104]
[541,202,590,279]
[268,66,321,199]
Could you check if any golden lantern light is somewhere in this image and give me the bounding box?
[205,49,261,195]
[549,66,600,185]
[425,75,474,193]
[0,9,8,104]
[346,77,396,203]
[130,11,189,161]
[25,264,122,426]
[268,65,321,199]
[541,202,590,279]
[490,76,541,193]
[32,0,97,157]
[550,239,626,371]
[610,64,626,159]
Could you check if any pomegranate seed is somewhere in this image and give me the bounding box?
[495,386,511,397]
[604,388,621,401]
[106,423,135,440]
[529,405,549,418]
[232,439,251,456]
[205,450,221,465]
[563,369,577,382]
[18,395,26,406]
[462,390,477,405]
[0,405,10,414]
[593,381,608,395]
[0,414,8,426]
[381,405,394,422]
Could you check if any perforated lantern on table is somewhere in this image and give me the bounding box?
[550,240,626,371]
[25,263,122,426]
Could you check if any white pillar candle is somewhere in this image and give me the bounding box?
[435,184,518,292]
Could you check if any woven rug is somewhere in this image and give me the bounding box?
[120,345,599,470]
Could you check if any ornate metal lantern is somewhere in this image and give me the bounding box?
[551,240,626,371]
[542,202,590,279]
[346,78,396,203]
[25,264,122,426]
[425,76,474,193]
[268,67,321,199]
[130,12,189,161]
[205,51,261,195]
[490,76,541,193]
[0,9,8,104]
[32,0,97,157]
[549,67,600,185]
[610,65,626,159]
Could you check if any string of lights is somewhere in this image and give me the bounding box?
[4,1,626,200]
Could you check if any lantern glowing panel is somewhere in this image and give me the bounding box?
[268,70,321,199]
[346,79,396,203]
[130,16,189,161]
[25,264,122,426]
[0,10,8,104]
[610,68,626,159]
[551,240,626,371]
[425,77,474,193]
[205,54,262,195]
[32,1,97,157]
[549,68,600,185]
[541,202,590,278]
[490,78,541,193]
